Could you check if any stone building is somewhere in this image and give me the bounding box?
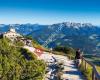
[3,27,32,47]
[3,28,22,41]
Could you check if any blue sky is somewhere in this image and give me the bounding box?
[0,0,100,25]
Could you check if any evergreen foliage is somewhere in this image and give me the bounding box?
[53,46,75,59]
[0,38,46,80]
[54,46,75,54]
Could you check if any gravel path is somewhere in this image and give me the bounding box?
[40,53,85,80]
[23,46,85,80]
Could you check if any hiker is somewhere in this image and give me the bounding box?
[75,49,82,67]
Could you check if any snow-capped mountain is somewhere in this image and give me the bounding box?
[0,22,100,54]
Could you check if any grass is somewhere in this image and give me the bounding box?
[79,60,93,80]
[96,66,100,73]
[79,59,100,80]
[32,40,48,51]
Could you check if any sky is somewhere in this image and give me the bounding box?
[0,0,100,25]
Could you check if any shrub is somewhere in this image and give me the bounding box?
[0,38,46,80]
[53,46,75,59]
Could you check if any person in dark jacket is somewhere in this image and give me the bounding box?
[75,49,82,67]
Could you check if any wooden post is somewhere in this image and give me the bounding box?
[81,57,83,66]
[84,61,87,70]
[92,69,95,80]
[95,77,98,80]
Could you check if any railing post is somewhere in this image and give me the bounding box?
[95,77,98,80]
[81,57,83,66]
[84,61,87,70]
[92,69,95,80]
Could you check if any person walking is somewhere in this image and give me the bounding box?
[75,49,82,68]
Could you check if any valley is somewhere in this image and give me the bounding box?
[84,54,100,73]
[0,22,100,54]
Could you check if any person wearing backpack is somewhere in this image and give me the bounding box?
[75,49,82,68]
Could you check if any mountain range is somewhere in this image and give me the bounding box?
[0,22,100,54]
